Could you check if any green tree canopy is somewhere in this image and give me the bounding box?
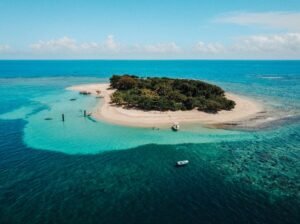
[109,75,235,113]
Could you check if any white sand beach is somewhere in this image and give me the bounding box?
[68,83,264,128]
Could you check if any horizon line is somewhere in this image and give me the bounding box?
[1,58,300,61]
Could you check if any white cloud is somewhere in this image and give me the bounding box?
[6,32,300,59]
[139,42,180,54]
[105,35,119,51]
[216,11,300,31]
[233,33,300,53]
[194,41,225,54]
[80,42,99,50]
[30,36,78,51]
[0,44,10,53]
[30,35,121,54]
[193,33,300,59]
[29,36,181,57]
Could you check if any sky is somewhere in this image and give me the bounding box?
[1,0,300,59]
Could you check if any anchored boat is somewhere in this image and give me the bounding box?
[176,160,189,167]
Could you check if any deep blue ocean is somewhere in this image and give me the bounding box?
[0,60,299,224]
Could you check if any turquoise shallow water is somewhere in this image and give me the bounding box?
[1,84,256,154]
[0,60,299,223]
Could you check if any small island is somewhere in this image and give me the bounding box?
[110,75,235,113]
[68,75,263,128]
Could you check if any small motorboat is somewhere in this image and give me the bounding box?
[79,91,91,95]
[171,122,180,131]
[176,160,189,167]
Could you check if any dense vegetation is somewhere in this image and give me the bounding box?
[110,75,235,113]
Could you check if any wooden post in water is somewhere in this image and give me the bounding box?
[62,113,65,122]
[84,110,86,117]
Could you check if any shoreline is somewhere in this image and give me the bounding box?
[67,83,265,128]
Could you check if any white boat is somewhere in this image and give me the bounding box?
[176,160,189,166]
[171,123,180,131]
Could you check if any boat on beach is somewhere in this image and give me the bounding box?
[172,123,180,131]
[79,91,91,95]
